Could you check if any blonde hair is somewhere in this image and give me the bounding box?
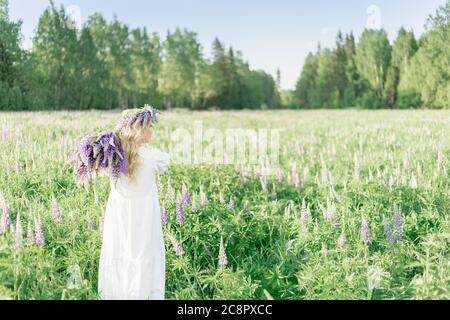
[117,108,152,183]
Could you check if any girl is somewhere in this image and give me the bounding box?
[68,105,170,300]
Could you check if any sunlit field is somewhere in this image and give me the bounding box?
[0,109,449,300]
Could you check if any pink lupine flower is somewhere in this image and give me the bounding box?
[294,174,302,193]
[161,207,168,225]
[321,166,328,184]
[51,195,62,224]
[276,170,284,184]
[168,234,184,256]
[403,157,409,172]
[333,190,344,203]
[218,236,228,268]
[228,198,235,210]
[383,216,394,244]
[354,157,361,182]
[393,204,403,241]
[27,222,35,245]
[410,174,418,189]
[300,199,310,225]
[191,198,199,213]
[321,245,328,257]
[219,192,225,204]
[199,186,208,205]
[337,233,346,248]
[2,203,12,226]
[175,200,185,225]
[360,217,371,243]
[15,159,20,174]
[35,218,45,246]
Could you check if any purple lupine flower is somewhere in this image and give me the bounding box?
[321,245,328,257]
[27,222,35,245]
[51,195,62,224]
[383,216,394,244]
[161,207,168,225]
[2,203,12,226]
[168,234,184,256]
[175,201,185,225]
[393,204,402,241]
[35,219,45,246]
[360,217,371,243]
[218,236,228,268]
[337,233,346,248]
[181,184,190,204]
[228,198,235,210]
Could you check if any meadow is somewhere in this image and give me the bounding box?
[0,109,449,300]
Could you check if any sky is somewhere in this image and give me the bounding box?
[9,0,447,90]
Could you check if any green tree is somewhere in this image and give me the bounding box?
[384,28,418,107]
[0,0,8,21]
[31,1,79,109]
[403,1,450,108]
[294,52,319,108]
[159,28,203,109]
[355,29,392,107]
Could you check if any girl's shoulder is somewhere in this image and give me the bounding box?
[137,146,167,159]
[137,146,170,174]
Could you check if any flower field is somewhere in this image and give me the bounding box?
[0,109,449,300]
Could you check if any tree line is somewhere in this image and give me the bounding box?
[293,1,450,109]
[0,0,281,110]
[0,0,449,110]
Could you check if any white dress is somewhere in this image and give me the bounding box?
[98,146,170,300]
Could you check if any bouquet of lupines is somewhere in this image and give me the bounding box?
[68,131,127,186]
[67,104,159,186]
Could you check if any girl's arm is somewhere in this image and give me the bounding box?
[152,148,170,175]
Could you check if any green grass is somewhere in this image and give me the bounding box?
[0,109,449,300]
